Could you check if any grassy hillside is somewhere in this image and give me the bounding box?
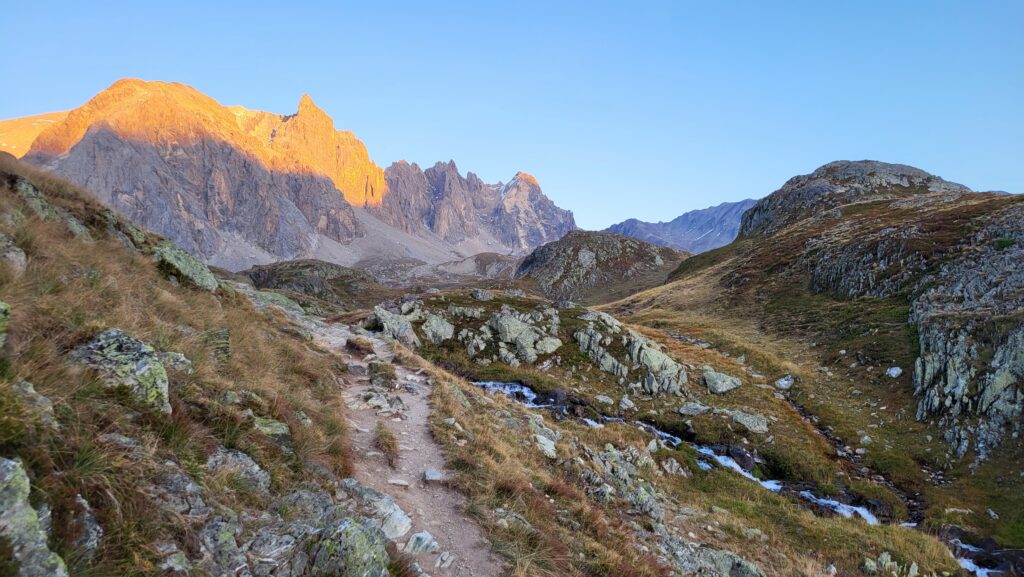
[0,155,357,575]
[607,190,1024,550]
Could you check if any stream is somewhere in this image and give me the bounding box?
[472,381,1016,576]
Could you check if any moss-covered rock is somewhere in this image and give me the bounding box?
[152,240,217,291]
[70,328,171,413]
[0,458,70,577]
[309,517,389,577]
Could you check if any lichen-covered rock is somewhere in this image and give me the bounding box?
[152,240,218,291]
[677,401,710,416]
[308,517,389,577]
[421,313,454,345]
[909,202,1024,459]
[0,457,70,577]
[670,541,766,577]
[249,289,305,316]
[534,434,557,459]
[157,351,193,374]
[254,416,293,453]
[725,409,769,434]
[11,176,57,220]
[71,494,103,562]
[338,479,412,540]
[147,466,211,519]
[703,366,742,394]
[205,448,271,494]
[70,329,171,413]
[204,328,232,363]
[470,289,494,301]
[0,232,27,276]
[447,304,483,319]
[0,300,10,350]
[10,381,59,431]
[574,326,628,378]
[372,305,421,348]
[198,514,249,577]
[403,530,440,555]
[246,520,317,577]
[55,207,92,240]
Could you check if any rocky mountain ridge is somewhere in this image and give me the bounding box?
[606,198,758,253]
[2,79,575,270]
[739,160,971,237]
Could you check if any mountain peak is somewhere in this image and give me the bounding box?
[514,171,539,187]
[297,93,324,116]
[740,160,971,237]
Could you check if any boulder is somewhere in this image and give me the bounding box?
[534,434,557,459]
[152,240,218,291]
[403,530,440,555]
[148,467,211,518]
[10,380,59,431]
[421,314,454,345]
[71,494,103,562]
[309,517,390,577]
[254,416,293,453]
[70,329,171,413]
[339,479,413,539]
[534,336,563,354]
[775,374,795,390]
[246,520,319,577]
[372,306,421,348]
[703,366,742,394]
[0,458,70,577]
[470,289,494,301]
[198,514,248,577]
[205,448,271,494]
[0,232,26,276]
[726,410,770,434]
[677,401,710,416]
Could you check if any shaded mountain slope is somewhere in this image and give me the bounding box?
[606,198,757,253]
[608,160,1024,550]
[515,230,689,303]
[6,79,576,271]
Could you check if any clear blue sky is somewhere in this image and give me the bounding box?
[2,1,1021,229]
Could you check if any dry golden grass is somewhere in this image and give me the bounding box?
[374,422,399,468]
[0,157,355,573]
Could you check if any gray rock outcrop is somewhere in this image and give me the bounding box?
[0,458,70,577]
[70,329,172,413]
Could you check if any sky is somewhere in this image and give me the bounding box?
[2,1,1021,229]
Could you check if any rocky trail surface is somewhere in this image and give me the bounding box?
[310,321,504,577]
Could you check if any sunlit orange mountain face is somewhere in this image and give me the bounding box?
[0,79,575,270]
[10,79,386,207]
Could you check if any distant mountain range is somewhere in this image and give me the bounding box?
[0,79,575,271]
[604,199,757,253]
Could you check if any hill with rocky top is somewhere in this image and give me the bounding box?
[514,230,690,303]
[609,160,1023,565]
